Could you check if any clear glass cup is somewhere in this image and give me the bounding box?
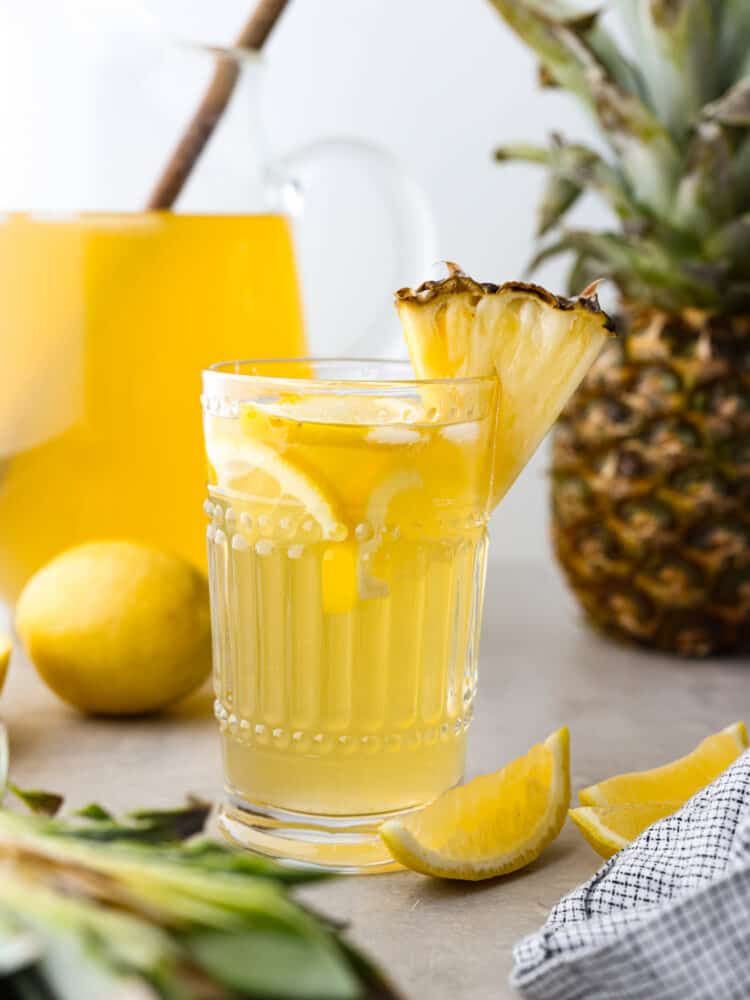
[202,359,499,871]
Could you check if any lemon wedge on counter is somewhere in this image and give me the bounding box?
[569,803,681,860]
[579,722,747,808]
[380,727,570,880]
[570,722,748,859]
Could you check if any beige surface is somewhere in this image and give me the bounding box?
[3,558,750,999]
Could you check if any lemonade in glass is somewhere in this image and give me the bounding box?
[203,361,497,870]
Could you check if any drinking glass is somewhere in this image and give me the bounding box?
[202,359,499,871]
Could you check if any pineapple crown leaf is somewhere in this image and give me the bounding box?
[625,0,719,139]
[715,0,750,84]
[495,135,695,254]
[705,212,750,260]
[538,173,583,236]
[703,77,750,127]
[516,0,650,100]
[568,251,609,299]
[530,229,721,309]
[673,122,735,236]
[490,0,750,314]
[495,136,660,227]
[487,0,681,210]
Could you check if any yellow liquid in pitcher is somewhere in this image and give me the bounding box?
[204,382,496,816]
[0,213,305,600]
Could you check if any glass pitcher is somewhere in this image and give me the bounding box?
[0,10,434,602]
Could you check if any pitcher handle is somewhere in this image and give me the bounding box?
[268,137,437,357]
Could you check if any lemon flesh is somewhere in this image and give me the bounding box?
[206,410,355,614]
[206,426,342,541]
[569,803,681,860]
[579,722,748,807]
[380,726,570,880]
[16,541,211,716]
[396,270,613,505]
[0,634,11,693]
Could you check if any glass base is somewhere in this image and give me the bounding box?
[218,795,409,873]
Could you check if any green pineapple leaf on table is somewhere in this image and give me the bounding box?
[489,0,750,655]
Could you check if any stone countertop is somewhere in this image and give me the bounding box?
[3,558,749,999]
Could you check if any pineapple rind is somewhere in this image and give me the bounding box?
[396,264,616,331]
[552,308,750,657]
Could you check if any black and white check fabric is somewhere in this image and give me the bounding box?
[512,750,750,1000]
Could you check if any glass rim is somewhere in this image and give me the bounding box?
[204,357,498,391]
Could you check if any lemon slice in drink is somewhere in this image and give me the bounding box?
[380,727,570,880]
[579,721,748,807]
[206,426,342,539]
[569,803,681,860]
[357,470,424,599]
[206,420,357,614]
[396,265,613,504]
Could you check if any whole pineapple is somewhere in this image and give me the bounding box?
[491,0,750,655]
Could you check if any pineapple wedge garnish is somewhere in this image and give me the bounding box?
[396,263,614,505]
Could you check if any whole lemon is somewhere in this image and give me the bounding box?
[16,541,211,715]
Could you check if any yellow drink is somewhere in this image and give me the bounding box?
[203,361,498,870]
[0,213,304,600]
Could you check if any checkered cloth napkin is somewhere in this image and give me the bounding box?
[511,750,750,1000]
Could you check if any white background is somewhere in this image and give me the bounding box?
[2,0,609,563]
